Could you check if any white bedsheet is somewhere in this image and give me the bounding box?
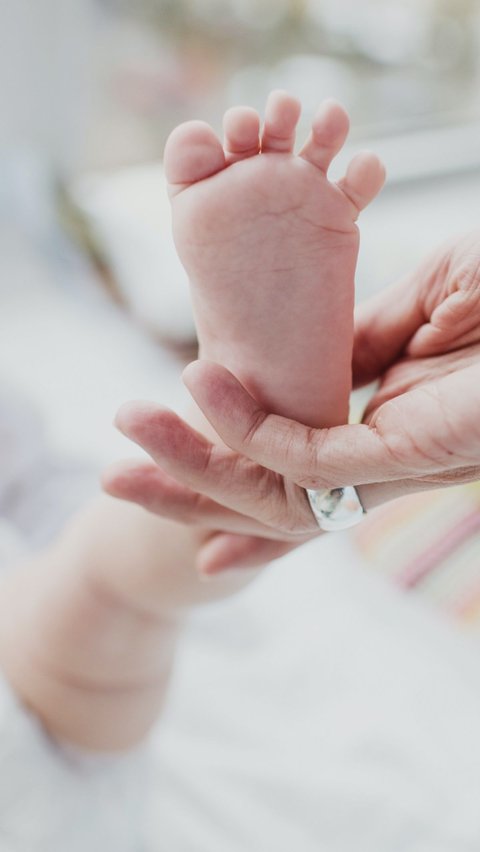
[150,534,480,851]
[0,675,148,852]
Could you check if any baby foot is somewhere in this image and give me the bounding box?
[164,91,385,428]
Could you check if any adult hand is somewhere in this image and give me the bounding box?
[353,229,480,384]
[103,395,316,576]
[104,231,480,574]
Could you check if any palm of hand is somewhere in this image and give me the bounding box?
[358,231,480,487]
[407,230,480,357]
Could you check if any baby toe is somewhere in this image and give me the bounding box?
[299,99,350,173]
[223,106,260,163]
[261,90,301,154]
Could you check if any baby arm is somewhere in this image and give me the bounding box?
[0,494,251,751]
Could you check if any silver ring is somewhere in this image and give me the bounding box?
[306,486,365,532]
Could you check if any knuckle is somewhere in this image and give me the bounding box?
[288,427,330,489]
[240,407,269,449]
[194,440,216,478]
[293,428,342,491]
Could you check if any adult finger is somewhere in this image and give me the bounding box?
[102,458,280,538]
[114,401,317,537]
[183,361,480,490]
[197,533,299,576]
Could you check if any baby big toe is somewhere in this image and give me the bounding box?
[164,121,226,194]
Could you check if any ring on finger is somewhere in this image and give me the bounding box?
[306,486,366,532]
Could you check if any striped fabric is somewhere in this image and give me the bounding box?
[352,483,480,625]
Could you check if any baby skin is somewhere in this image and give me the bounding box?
[164,91,385,428]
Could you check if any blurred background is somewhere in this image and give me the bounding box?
[3,0,480,313]
[3,0,480,170]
